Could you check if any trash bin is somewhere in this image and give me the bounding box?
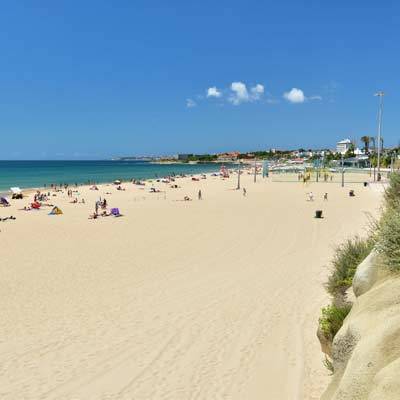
[315,210,323,218]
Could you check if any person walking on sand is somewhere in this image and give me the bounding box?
[198,190,202,200]
[95,201,99,215]
[324,192,328,201]
[243,188,247,197]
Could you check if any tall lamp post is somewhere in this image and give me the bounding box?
[374,91,385,181]
[237,161,241,190]
[341,153,344,187]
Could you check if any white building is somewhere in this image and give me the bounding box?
[336,139,352,154]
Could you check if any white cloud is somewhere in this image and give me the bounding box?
[186,98,197,108]
[250,84,264,100]
[190,81,266,106]
[283,88,305,103]
[229,81,249,105]
[207,86,222,98]
[229,82,265,105]
[283,88,322,103]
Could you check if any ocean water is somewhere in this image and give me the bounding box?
[0,160,222,193]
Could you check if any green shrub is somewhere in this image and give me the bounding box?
[375,206,400,271]
[319,304,351,342]
[326,236,373,298]
[384,172,400,210]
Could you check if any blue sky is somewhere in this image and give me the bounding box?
[0,1,399,159]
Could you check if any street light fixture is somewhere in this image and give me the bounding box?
[237,161,241,190]
[254,157,257,183]
[374,91,385,181]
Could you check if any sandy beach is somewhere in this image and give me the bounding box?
[0,172,381,399]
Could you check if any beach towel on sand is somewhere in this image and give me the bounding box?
[110,208,122,217]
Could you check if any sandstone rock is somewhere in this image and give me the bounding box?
[352,251,379,297]
[321,258,400,400]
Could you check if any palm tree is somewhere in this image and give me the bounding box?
[370,136,376,153]
[361,136,370,154]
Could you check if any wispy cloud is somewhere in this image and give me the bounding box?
[250,84,264,100]
[207,86,222,98]
[186,98,197,108]
[322,81,340,102]
[283,88,322,103]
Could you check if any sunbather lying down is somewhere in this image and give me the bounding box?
[88,212,98,219]
[0,216,16,221]
[184,196,192,201]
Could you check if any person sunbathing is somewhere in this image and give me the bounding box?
[184,196,192,201]
[88,212,98,219]
[0,216,16,221]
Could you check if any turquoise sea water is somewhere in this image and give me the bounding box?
[0,161,222,193]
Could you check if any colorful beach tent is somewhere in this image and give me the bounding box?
[49,206,63,215]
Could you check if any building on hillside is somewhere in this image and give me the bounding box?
[336,139,352,154]
[177,154,191,161]
[216,151,240,162]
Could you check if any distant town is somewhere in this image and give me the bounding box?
[114,136,399,170]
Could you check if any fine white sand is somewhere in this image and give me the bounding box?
[0,172,381,399]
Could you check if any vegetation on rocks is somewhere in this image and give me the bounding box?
[383,172,400,210]
[319,304,352,342]
[326,236,374,300]
[318,172,400,377]
[374,172,400,271]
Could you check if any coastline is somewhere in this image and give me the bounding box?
[0,160,225,195]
